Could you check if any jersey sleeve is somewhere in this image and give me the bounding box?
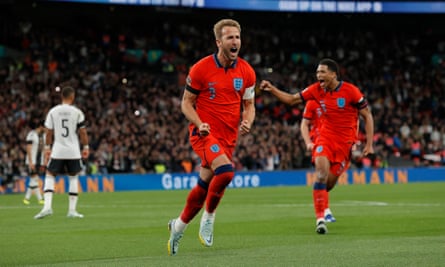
[300,83,317,102]
[44,108,54,130]
[77,109,86,128]
[350,86,366,109]
[302,100,316,120]
[242,63,256,100]
[185,62,205,94]
[25,132,33,142]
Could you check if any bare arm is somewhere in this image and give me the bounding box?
[359,107,374,156]
[259,80,303,106]
[44,128,53,165]
[352,118,359,151]
[300,118,314,151]
[26,143,34,169]
[79,127,89,159]
[240,98,255,136]
[181,89,210,136]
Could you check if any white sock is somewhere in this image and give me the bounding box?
[201,210,215,223]
[324,208,332,216]
[316,217,325,224]
[24,188,32,200]
[69,195,78,212]
[175,217,187,233]
[68,175,79,212]
[26,176,39,200]
[43,174,55,210]
[43,192,53,210]
[34,188,43,201]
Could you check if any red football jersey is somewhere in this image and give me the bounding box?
[300,81,365,144]
[186,54,256,148]
[302,100,323,143]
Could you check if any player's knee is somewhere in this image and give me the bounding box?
[316,169,329,183]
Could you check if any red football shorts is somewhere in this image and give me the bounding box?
[313,136,352,177]
[190,133,234,168]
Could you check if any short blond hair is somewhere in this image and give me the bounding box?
[213,19,241,40]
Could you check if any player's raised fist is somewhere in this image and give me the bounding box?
[199,122,210,136]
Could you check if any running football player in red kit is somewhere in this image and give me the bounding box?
[167,18,256,255]
[261,58,374,234]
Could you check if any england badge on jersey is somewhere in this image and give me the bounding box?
[337,98,346,108]
[210,144,220,153]
[233,78,243,91]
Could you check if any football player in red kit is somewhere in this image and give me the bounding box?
[261,58,374,234]
[167,18,256,255]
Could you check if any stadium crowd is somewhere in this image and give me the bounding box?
[1,4,445,186]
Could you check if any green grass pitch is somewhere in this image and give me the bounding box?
[1,182,444,266]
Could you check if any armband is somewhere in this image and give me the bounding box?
[44,145,51,150]
[83,145,90,150]
[355,97,368,109]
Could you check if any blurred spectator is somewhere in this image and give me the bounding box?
[0,6,444,175]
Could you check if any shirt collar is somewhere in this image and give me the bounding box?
[213,53,237,69]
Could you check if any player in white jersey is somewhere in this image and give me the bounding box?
[34,86,90,219]
[23,120,45,205]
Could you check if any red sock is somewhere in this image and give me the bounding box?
[313,182,327,219]
[325,191,330,210]
[206,164,234,213]
[180,180,208,223]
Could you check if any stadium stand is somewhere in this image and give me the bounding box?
[0,2,444,188]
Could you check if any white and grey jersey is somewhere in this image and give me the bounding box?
[45,103,86,159]
[25,129,45,165]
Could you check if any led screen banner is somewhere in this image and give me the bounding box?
[3,167,444,194]
[46,0,445,14]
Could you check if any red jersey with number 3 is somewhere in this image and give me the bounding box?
[185,54,256,148]
[300,81,364,144]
